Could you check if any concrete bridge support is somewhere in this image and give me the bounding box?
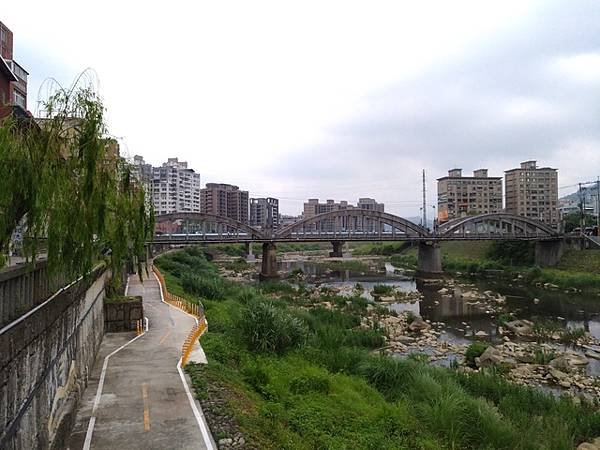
[417,241,443,276]
[535,240,564,267]
[245,242,255,261]
[260,242,278,280]
[329,241,345,257]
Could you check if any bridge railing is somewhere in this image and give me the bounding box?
[152,265,207,365]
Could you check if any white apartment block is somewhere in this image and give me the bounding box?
[131,156,201,216]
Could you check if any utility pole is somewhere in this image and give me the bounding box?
[579,182,584,235]
[422,169,427,230]
[597,177,600,230]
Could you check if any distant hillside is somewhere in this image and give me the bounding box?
[561,185,599,203]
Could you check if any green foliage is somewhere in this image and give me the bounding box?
[388,254,417,270]
[276,242,324,253]
[532,320,562,341]
[181,272,226,300]
[465,342,489,367]
[289,374,331,395]
[223,257,250,272]
[372,284,394,296]
[170,249,600,450]
[533,347,556,364]
[0,82,153,282]
[564,212,596,233]
[258,280,296,295]
[239,300,307,353]
[486,241,535,266]
[353,242,412,256]
[561,327,586,344]
[318,259,370,272]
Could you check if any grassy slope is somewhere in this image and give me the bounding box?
[156,248,600,450]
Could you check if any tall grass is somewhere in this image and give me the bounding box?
[164,248,600,450]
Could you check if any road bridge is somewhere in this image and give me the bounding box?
[152,210,564,278]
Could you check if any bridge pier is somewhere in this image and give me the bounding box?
[535,240,564,267]
[417,241,443,277]
[329,241,344,257]
[245,242,255,262]
[260,242,278,280]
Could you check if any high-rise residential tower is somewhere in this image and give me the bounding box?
[505,160,558,226]
[200,183,249,223]
[437,168,503,223]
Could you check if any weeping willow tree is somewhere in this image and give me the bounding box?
[0,79,154,290]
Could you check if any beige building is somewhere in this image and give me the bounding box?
[200,183,249,223]
[437,168,503,223]
[505,160,558,226]
[357,198,385,212]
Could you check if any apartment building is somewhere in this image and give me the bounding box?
[357,198,384,212]
[249,197,279,229]
[139,157,201,216]
[303,199,350,218]
[437,168,503,223]
[201,183,249,223]
[0,20,29,116]
[505,160,558,226]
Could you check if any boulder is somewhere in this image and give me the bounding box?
[505,320,534,336]
[476,346,504,368]
[548,367,569,382]
[475,330,489,337]
[577,438,600,450]
[409,317,431,333]
[550,356,571,371]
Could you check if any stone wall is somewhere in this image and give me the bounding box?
[0,266,107,450]
[104,296,143,332]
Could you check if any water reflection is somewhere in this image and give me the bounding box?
[279,259,600,343]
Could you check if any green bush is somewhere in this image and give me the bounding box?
[239,301,307,353]
[465,342,489,367]
[487,240,535,266]
[242,362,270,393]
[290,374,331,395]
[372,284,394,296]
[533,347,556,364]
[181,273,225,299]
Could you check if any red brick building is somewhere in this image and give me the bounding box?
[0,20,29,117]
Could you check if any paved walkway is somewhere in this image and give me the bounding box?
[68,270,213,450]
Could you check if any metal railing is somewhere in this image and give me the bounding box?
[152,265,208,365]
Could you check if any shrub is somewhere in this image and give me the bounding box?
[181,273,225,299]
[372,284,394,296]
[487,241,535,266]
[290,374,331,395]
[465,342,489,368]
[533,347,556,364]
[239,301,307,353]
[358,356,414,401]
[242,362,270,393]
[561,327,586,344]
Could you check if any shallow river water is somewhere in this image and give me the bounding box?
[277,257,600,376]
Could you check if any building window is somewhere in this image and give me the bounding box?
[13,90,26,108]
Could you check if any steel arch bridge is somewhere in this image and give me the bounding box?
[152,210,559,244]
[150,210,565,278]
[436,213,559,240]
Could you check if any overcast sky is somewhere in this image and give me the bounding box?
[4,1,600,216]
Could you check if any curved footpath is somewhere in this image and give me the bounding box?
[67,269,215,450]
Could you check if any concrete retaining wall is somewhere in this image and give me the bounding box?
[104,296,143,332]
[0,266,107,450]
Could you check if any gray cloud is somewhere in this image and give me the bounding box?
[265,0,600,215]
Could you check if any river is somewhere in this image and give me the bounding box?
[277,256,600,377]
